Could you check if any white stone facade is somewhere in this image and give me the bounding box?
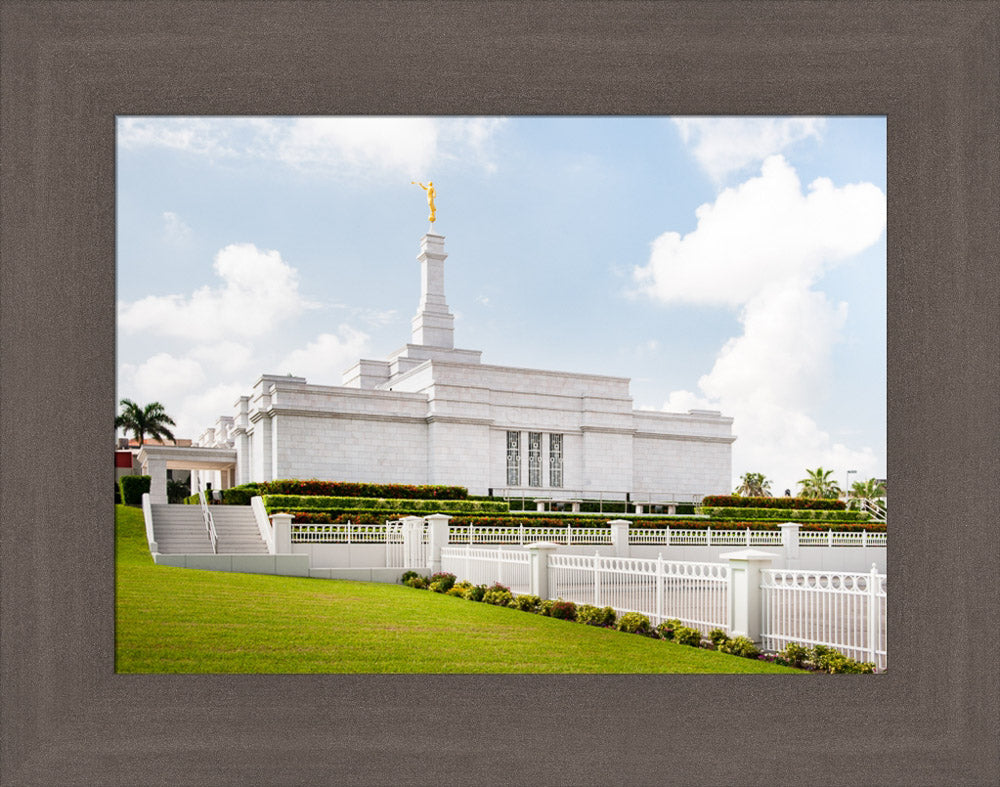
[202,231,735,501]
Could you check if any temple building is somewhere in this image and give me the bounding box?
[195,229,735,504]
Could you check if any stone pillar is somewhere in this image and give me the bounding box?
[425,513,452,573]
[720,549,778,645]
[779,522,801,569]
[608,519,631,558]
[143,456,168,504]
[527,542,559,599]
[270,513,293,553]
[400,515,425,569]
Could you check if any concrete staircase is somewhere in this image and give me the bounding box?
[150,503,268,555]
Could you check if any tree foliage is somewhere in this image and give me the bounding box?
[734,472,772,497]
[797,467,841,499]
[115,399,176,446]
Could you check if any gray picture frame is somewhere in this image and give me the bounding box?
[2,1,998,784]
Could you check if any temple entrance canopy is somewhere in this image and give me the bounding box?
[136,445,237,504]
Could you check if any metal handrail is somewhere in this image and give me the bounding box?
[199,490,219,554]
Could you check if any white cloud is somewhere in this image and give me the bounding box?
[673,117,826,182]
[118,243,316,339]
[117,116,508,178]
[276,327,370,384]
[189,341,255,376]
[634,155,886,307]
[640,155,886,493]
[124,353,205,404]
[161,211,192,243]
[174,382,247,441]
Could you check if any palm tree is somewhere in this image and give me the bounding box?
[797,466,841,499]
[849,477,886,507]
[734,472,772,497]
[115,399,177,446]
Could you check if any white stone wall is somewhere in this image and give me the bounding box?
[270,413,428,484]
[633,435,732,499]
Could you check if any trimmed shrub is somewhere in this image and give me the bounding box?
[719,635,760,658]
[808,644,875,674]
[445,587,465,598]
[261,494,509,514]
[656,619,683,641]
[708,629,730,649]
[616,612,652,635]
[115,484,121,504]
[775,642,811,669]
[400,570,420,583]
[403,575,430,589]
[483,583,514,606]
[429,572,457,592]
[512,594,541,613]
[538,599,556,617]
[673,626,704,647]
[549,600,577,621]
[118,475,150,506]
[576,604,617,627]
[462,584,487,602]
[700,495,845,511]
[701,507,869,522]
[263,479,468,500]
[220,483,264,505]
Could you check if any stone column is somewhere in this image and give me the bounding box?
[425,513,452,573]
[270,513,293,553]
[720,549,778,645]
[779,522,801,569]
[608,519,631,557]
[527,542,559,599]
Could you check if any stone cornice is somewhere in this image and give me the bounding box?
[634,431,737,444]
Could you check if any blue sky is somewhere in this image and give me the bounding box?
[116,116,886,495]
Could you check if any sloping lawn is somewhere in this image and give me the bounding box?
[116,505,803,674]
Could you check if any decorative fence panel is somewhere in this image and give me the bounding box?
[448,525,613,546]
[440,546,531,594]
[547,553,730,633]
[760,566,887,670]
[798,530,887,548]
[384,520,429,569]
[290,523,391,543]
[629,528,783,547]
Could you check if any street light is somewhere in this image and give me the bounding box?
[845,469,858,500]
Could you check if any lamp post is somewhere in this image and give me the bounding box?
[845,469,858,502]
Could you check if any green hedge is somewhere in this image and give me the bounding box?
[701,495,845,511]
[118,475,150,506]
[699,507,870,522]
[280,510,886,532]
[263,479,467,499]
[262,495,509,514]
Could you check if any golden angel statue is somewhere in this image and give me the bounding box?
[411,180,437,223]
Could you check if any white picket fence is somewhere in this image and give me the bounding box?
[760,567,887,670]
[440,546,531,594]
[286,521,885,549]
[547,553,730,633]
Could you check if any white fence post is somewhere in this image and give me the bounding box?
[666,526,671,547]
[720,549,778,645]
[519,524,525,546]
[655,553,664,623]
[270,512,293,553]
[425,513,451,574]
[608,519,631,557]
[527,542,558,599]
[707,526,712,546]
[593,550,601,605]
[779,522,801,569]
[868,563,879,665]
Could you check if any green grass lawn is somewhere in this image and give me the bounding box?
[116,504,803,674]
